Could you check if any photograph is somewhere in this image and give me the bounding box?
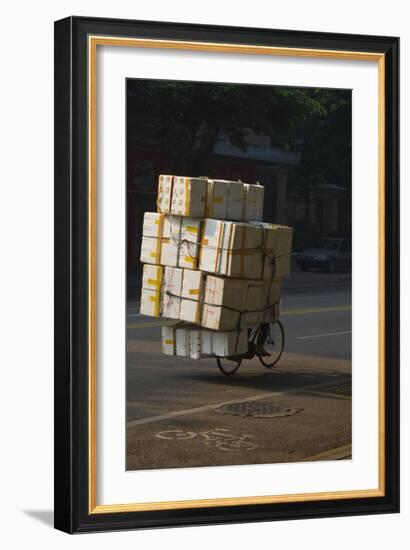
[126,78,352,471]
[52,14,399,533]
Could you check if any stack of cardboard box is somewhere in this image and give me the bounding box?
[139,175,293,359]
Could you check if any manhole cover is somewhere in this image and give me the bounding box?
[214,401,303,418]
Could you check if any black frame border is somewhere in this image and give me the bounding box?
[54,16,399,533]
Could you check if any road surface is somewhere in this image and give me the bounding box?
[126,273,352,470]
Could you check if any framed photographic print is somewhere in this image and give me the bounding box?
[54,16,399,533]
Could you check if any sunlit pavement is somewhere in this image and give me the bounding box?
[126,280,352,470]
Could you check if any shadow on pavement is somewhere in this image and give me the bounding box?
[168,368,350,393]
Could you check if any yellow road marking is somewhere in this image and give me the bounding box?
[127,305,351,329]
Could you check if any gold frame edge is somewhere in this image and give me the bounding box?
[87,35,386,514]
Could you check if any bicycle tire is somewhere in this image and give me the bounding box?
[216,356,242,376]
[258,320,285,368]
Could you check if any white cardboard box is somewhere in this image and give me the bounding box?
[261,279,282,322]
[226,181,246,221]
[243,183,264,221]
[199,220,263,279]
[205,179,229,219]
[140,212,201,269]
[162,267,183,319]
[162,325,176,355]
[205,179,246,221]
[201,303,241,331]
[188,329,205,359]
[180,270,204,323]
[201,275,245,330]
[157,175,174,213]
[210,330,248,357]
[140,236,162,265]
[162,324,248,358]
[140,264,274,329]
[142,212,165,237]
[204,276,246,310]
[156,176,265,221]
[141,264,163,292]
[171,176,208,217]
[251,222,293,278]
[140,288,161,317]
[160,238,179,267]
[176,327,190,356]
[143,214,201,269]
[241,280,265,328]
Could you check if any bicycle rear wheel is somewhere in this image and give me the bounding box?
[216,356,242,376]
[258,320,285,368]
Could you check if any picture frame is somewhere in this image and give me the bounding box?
[54,15,399,533]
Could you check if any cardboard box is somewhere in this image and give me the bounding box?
[208,330,249,357]
[201,276,244,330]
[178,218,201,269]
[201,303,241,331]
[162,325,176,355]
[243,184,264,221]
[141,214,201,269]
[201,276,264,329]
[162,324,248,358]
[162,267,183,319]
[140,288,161,317]
[188,329,205,359]
[241,280,265,328]
[199,220,263,279]
[180,270,204,323]
[262,279,282,322]
[157,175,174,213]
[201,328,248,357]
[159,216,201,269]
[142,212,165,238]
[225,248,263,280]
[264,278,282,307]
[251,222,293,278]
[262,254,292,279]
[171,176,208,217]
[140,236,162,265]
[140,265,272,329]
[204,276,246,310]
[160,238,179,267]
[156,176,265,221]
[205,179,229,219]
[205,179,246,221]
[226,181,246,221]
[141,264,163,292]
[176,326,190,356]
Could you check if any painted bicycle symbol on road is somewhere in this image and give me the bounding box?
[155,428,259,452]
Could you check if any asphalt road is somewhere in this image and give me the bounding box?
[126,272,352,470]
[127,287,351,361]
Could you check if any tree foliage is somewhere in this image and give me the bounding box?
[127,80,351,186]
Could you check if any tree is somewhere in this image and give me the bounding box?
[289,88,352,195]
[127,80,329,174]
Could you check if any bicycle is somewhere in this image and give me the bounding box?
[216,320,285,376]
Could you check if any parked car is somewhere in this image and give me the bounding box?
[296,238,351,273]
